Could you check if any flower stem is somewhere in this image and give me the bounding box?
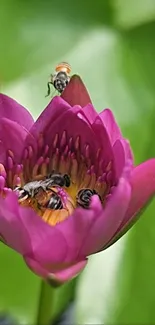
[36,281,55,325]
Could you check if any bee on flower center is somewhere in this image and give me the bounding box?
[34,187,64,210]
[76,188,101,209]
[46,62,71,97]
[14,173,70,210]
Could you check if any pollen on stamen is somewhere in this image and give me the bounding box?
[60,131,67,148]
[64,151,71,174]
[64,145,69,156]
[53,134,59,149]
[68,137,73,149]
[43,145,49,157]
[85,144,90,159]
[89,173,96,188]
[0,176,5,190]
[75,136,80,151]
[70,158,78,183]
[40,159,49,176]
[8,156,13,170]
[80,172,91,188]
[7,156,14,187]
[32,156,44,178]
[28,146,33,159]
[96,148,101,159]
[59,155,66,174]
[95,179,107,196]
[38,133,44,148]
[24,148,28,160]
[50,149,60,171]
[0,164,6,179]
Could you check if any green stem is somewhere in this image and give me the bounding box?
[36,281,55,325]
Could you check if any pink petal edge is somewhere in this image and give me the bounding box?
[99,108,121,145]
[119,158,155,230]
[105,158,155,249]
[0,94,34,130]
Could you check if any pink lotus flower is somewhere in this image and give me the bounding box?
[0,75,155,285]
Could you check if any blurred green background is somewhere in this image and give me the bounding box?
[1,0,155,324]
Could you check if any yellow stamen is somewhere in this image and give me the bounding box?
[75,136,80,151]
[70,158,78,183]
[80,173,91,188]
[53,134,59,148]
[89,173,96,189]
[59,155,67,174]
[51,151,59,172]
[43,209,69,226]
[41,161,48,177]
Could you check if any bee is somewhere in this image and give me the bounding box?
[14,173,70,210]
[76,188,101,209]
[34,187,63,210]
[46,172,70,188]
[46,62,71,97]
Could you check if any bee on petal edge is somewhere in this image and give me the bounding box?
[46,62,71,97]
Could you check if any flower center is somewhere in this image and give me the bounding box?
[0,132,116,226]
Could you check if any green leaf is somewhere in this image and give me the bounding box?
[0,0,112,83]
[113,0,155,29]
[110,200,155,325]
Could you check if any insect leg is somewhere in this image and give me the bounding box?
[45,82,52,97]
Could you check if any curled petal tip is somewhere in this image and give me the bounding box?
[61,74,92,107]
